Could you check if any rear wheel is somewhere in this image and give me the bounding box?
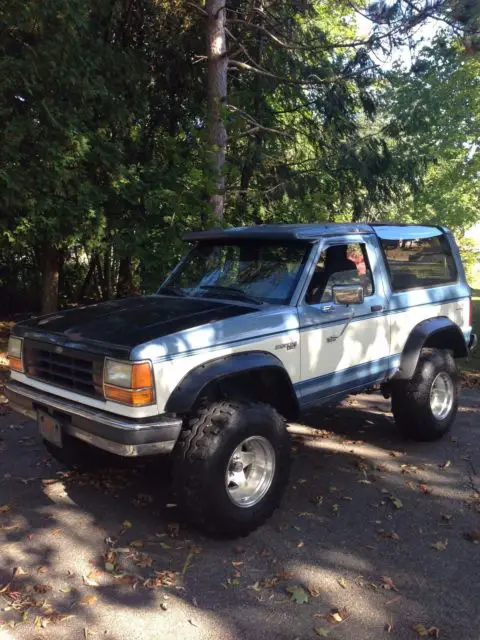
[172,401,291,536]
[391,349,459,441]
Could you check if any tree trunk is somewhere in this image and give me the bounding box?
[77,252,97,301]
[117,256,139,298]
[206,0,227,221]
[40,245,60,314]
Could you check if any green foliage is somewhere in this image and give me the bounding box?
[0,0,478,312]
[379,42,479,230]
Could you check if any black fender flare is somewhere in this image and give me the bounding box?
[396,316,467,380]
[165,350,298,416]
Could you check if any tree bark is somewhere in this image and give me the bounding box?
[117,256,139,298]
[77,252,97,301]
[206,0,227,221]
[40,245,60,314]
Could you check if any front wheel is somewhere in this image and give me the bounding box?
[172,401,291,536]
[391,350,459,441]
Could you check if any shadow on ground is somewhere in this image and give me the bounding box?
[1,391,480,640]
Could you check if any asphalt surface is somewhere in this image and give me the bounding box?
[0,391,479,640]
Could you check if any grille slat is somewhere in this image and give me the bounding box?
[24,341,102,398]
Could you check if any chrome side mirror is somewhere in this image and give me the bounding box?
[332,284,364,305]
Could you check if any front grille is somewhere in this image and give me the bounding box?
[24,340,103,398]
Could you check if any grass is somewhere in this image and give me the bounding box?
[462,287,480,374]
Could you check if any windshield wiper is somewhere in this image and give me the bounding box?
[198,285,266,305]
[157,286,186,297]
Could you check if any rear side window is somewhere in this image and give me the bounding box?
[381,234,457,291]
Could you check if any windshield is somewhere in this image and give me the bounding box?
[160,241,311,305]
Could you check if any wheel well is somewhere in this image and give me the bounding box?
[423,327,467,358]
[193,367,299,421]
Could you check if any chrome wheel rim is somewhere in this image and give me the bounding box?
[225,436,276,508]
[430,372,454,420]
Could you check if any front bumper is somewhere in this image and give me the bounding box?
[5,381,183,457]
[468,332,478,352]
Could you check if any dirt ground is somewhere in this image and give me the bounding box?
[0,390,479,640]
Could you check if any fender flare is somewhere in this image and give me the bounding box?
[396,316,467,380]
[165,350,297,415]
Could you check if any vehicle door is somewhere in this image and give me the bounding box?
[297,234,391,406]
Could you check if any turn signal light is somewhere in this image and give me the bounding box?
[104,385,155,406]
[8,356,24,373]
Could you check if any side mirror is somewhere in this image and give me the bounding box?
[332,284,364,306]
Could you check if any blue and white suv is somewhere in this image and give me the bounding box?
[6,223,477,535]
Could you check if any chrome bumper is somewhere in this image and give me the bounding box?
[6,381,183,457]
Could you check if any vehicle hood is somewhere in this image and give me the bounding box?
[13,296,255,356]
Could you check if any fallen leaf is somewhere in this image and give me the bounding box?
[80,594,97,606]
[13,567,27,577]
[385,623,393,633]
[337,577,347,589]
[287,586,309,604]
[311,495,324,506]
[314,627,330,637]
[381,576,398,592]
[464,530,480,544]
[379,530,400,541]
[419,484,433,495]
[83,571,101,587]
[327,607,350,624]
[376,464,388,472]
[0,505,11,513]
[306,583,321,597]
[114,574,137,586]
[135,553,153,568]
[37,566,48,574]
[296,541,305,549]
[167,522,180,538]
[182,552,194,576]
[389,496,403,509]
[414,624,428,637]
[431,540,448,551]
[439,460,451,469]
[385,595,402,606]
[441,514,452,522]
[33,584,52,594]
[122,520,132,528]
[130,539,144,548]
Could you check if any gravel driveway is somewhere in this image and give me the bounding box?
[1,391,479,640]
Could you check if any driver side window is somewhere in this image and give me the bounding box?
[306,243,374,305]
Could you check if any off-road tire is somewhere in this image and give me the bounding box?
[391,349,459,441]
[172,401,291,537]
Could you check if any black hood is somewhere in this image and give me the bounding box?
[14,296,253,354]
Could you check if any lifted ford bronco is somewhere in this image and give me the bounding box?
[6,223,478,535]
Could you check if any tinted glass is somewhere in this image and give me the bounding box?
[306,243,374,304]
[381,235,457,291]
[163,241,310,304]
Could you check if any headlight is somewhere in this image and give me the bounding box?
[7,336,24,372]
[103,358,155,406]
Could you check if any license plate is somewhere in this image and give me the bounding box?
[38,411,63,447]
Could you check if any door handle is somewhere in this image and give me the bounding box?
[371,305,383,312]
[321,305,334,313]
